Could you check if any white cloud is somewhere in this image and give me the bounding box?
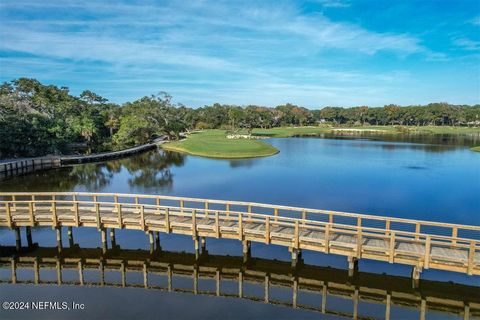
[453,38,480,51]
[470,15,480,26]
[313,0,350,8]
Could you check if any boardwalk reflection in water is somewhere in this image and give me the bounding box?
[0,244,478,320]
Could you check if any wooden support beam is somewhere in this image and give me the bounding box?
[101,228,107,254]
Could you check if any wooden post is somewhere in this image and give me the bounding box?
[294,220,299,249]
[467,240,475,275]
[74,200,79,227]
[95,202,101,229]
[265,216,270,244]
[243,240,250,263]
[348,256,358,277]
[291,248,300,268]
[52,198,58,227]
[117,204,122,229]
[165,208,170,233]
[194,236,200,260]
[29,202,34,225]
[192,209,197,238]
[148,231,154,254]
[140,205,146,231]
[424,236,431,269]
[238,213,243,240]
[356,227,362,259]
[412,266,422,289]
[274,208,278,223]
[452,227,458,246]
[6,202,12,228]
[415,222,421,240]
[101,228,107,253]
[389,232,395,263]
[329,213,333,224]
[215,211,220,238]
[324,224,330,253]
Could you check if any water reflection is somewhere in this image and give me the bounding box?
[0,150,185,192]
[317,132,480,151]
[0,245,478,320]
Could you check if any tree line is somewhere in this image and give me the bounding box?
[1,78,479,158]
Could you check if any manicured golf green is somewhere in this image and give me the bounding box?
[162,130,279,158]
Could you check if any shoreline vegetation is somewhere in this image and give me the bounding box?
[162,126,480,158]
[2,78,480,159]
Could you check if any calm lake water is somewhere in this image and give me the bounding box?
[1,135,479,319]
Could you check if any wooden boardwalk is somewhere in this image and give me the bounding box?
[0,192,479,279]
[1,246,479,320]
[0,137,167,179]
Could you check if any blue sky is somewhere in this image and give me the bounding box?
[0,0,479,108]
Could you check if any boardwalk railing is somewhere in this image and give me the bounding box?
[0,192,479,276]
[1,247,479,320]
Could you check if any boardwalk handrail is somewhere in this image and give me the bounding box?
[0,192,479,277]
[2,191,479,234]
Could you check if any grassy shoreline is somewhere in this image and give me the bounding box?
[162,130,279,159]
[162,126,480,158]
[252,125,480,138]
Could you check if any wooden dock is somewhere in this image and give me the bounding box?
[0,137,166,179]
[1,246,478,320]
[0,192,479,280]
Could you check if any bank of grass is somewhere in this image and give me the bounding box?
[252,125,480,138]
[471,146,480,152]
[252,125,398,138]
[161,130,279,158]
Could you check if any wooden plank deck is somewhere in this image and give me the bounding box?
[0,192,479,277]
